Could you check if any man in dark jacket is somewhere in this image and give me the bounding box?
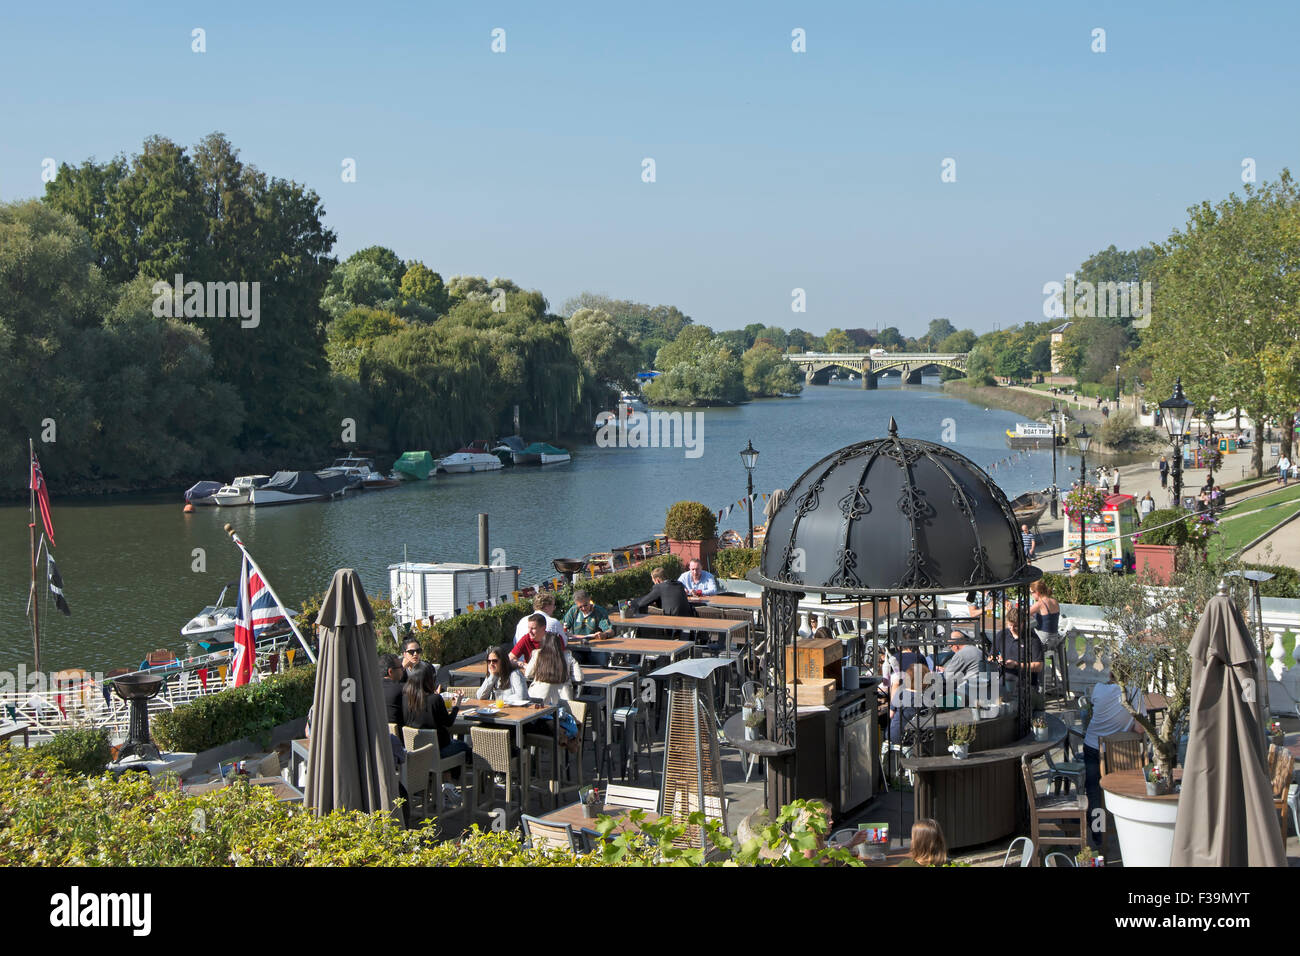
[634,567,697,617]
[380,652,405,728]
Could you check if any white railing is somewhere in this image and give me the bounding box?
[1,636,299,742]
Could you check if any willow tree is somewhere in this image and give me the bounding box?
[1140,171,1300,478]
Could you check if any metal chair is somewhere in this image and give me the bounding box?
[1100,731,1146,775]
[1045,851,1076,867]
[1021,754,1087,864]
[521,813,582,853]
[611,681,657,787]
[470,726,523,828]
[1002,836,1034,867]
[1045,729,1086,795]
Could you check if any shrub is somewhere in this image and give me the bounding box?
[1040,572,1108,606]
[298,594,398,654]
[665,501,717,541]
[153,665,317,753]
[1099,411,1145,450]
[40,727,112,776]
[1240,563,1300,599]
[714,547,760,580]
[562,554,684,611]
[1137,509,1189,547]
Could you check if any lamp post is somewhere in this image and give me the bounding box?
[1115,364,1121,403]
[740,439,760,547]
[1049,402,1063,519]
[1075,423,1091,572]
[1160,378,1194,510]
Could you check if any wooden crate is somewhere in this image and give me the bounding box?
[787,678,837,707]
[786,638,844,682]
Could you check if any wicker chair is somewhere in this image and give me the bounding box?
[1020,754,1087,864]
[402,726,468,820]
[402,743,436,820]
[1268,744,1295,840]
[521,814,581,853]
[1100,731,1146,775]
[470,726,523,828]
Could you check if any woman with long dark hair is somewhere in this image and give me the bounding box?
[476,644,528,702]
[524,632,582,742]
[403,662,469,762]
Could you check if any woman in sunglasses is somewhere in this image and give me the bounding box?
[476,644,528,703]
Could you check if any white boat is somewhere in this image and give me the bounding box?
[250,471,353,505]
[180,582,240,640]
[437,447,504,473]
[320,456,399,489]
[211,475,271,507]
[594,406,650,431]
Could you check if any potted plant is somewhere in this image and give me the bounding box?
[664,501,719,570]
[1095,560,1238,866]
[580,785,604,818]
[947,722,975,759]
[1269,720,1285,749]
[1133,508,1188,584]
[1031,714,1049,741]
[1075,845,1104,867]
[1143,765,1171,796]
[742,697,765,741]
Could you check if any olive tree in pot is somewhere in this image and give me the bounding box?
[665,501,719,571]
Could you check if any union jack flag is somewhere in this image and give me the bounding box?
[231,553,285,686]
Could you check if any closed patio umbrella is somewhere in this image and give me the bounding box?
[1170,591,1284,866]
[304,568,399,818]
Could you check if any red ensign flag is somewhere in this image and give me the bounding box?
[30,453,55,547]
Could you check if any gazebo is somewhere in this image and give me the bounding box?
[747,420,1049,845]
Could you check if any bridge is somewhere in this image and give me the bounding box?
[784,351,967,389]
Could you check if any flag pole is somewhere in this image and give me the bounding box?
[223,524,317,664]
[29,438,40,674]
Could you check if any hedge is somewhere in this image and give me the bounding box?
[39,727,112,776]
[714,548,760,581]
[1136,509,1189,547]
[153,665,317,753]
[560,554,685,610]
[0,747,851,867]
[665,501,717,540]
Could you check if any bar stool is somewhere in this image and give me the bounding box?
[611,682,657,787]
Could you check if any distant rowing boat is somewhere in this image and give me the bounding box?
[1010,490,1052,527]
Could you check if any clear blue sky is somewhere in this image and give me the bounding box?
[2,0,1296,336]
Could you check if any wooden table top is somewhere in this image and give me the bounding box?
[616,613,747,634]
[537,801,662,835]
[578,667,638,686]
[456,698,556,723]
[900,714,1069,771]
[575,637,694,656]
[698,594,761,610]
[824,599,904,620]
[1100,768,1182,801]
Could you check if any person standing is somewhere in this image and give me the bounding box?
[1138,491,1155,523]
[1158,456,1169,489]
[1279,454,1291,487]
[1020,523,1036,560]
[1111,467,1121,495]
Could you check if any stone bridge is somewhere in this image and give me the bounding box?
[784,352,968,389]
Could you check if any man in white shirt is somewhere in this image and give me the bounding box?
[512,593,568,642]
[677,559,719,596]
[1083,679,1146,849]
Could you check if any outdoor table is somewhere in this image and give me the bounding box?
[697,594,762,612]
[612,612,748,644]
[536,799,663,846]
[576,668,638,763]
[185,774,304,803]
[457,698,560,807]
[856,840,916,867]
[0,720,30,747]
[823,599,904,622]
[572,635,693,660]
[899,713,1069,849]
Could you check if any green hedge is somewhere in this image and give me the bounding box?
[1137,509,1189,547]
[153,665,317,753]
[1240,563,1300,599]
[297,595,399,654]
[714,548,760,580]
[1040,572,1109,606]
[40,727,112,776]
[665,501,717,540]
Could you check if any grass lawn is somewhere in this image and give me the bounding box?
[1209,505,1300,558]
[1219,482,1300,519]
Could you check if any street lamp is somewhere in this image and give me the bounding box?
[1115,364,1121,403]
[1049,402,1063,519]
[740,439,760,547]
[1160,378,1195,509]
[1075,423,1091,572]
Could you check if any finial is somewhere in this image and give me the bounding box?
[888,416,898,436]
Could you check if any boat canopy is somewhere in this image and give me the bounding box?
[185,480,223,502]
[493,436,527,453]
[522,443,567,455]
[393,451,435,480]
[263,471,352,496]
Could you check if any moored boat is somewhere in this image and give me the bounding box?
[491,436,527,466]
[393,451,435,481]
[250,470,352,506]
[1010,490,1052,527]
[184,481,223,506]
[437,441,504,474]
[211,475,271,507]
[321,456,400,489]
[528,442,571,465]
[1005,421,1064,448]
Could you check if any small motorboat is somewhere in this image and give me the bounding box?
[250,470,353,506]
[437,441,504,474]
[529,442,571,465]
[211,475,272,507]
[184,481,223,506]
[181,581,240,640]
[393,451,435,481]
[491,436,528,466]
[320,456,400,490]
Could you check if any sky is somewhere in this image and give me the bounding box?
[2,0,1297,337]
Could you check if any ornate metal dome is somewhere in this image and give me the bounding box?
[755,418,1039,595]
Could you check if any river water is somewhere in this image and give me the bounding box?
[3,379,1078,673]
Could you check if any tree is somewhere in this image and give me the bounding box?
[567,308,641,391]
[1140,171,1300,478]
[993,347,1031,382]
[939,329,977,353]
[322,258,398,320]
[742,341,802,397]
[964,344,996,385]
[876,327,904,349]
[326,307,407,378]
[925,318,956,347]
[823,328,852,352]
[397,261,446,316]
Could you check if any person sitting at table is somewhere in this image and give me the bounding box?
[989,606,1044,687]
[634,567,696,618]
[562,589,613,641]
[511,613,565,665]
[524,632,583,746]
[379,652,406,728]
[936,629,983,697]
[887,663,930,745]
[513,593,568,643]
[898,818,948,866]
[677,559,719,597]
[403,662,470,766]
[477,644,528,702]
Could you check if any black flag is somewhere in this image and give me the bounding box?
[47,552,70,616]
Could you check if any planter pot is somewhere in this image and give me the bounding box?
[582,802,604,818]
[1033,728,1049,742]
[1134,544,1178,585]
[1103,783,1180,867]
[949,744,969,760]
[668,537,719,572]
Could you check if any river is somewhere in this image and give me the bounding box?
[3,378,1077,673]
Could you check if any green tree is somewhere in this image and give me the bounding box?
[964,344,996,385]
[925,318,957,347]
[567,308,642,391]
[939,329,977,353]
[823,328,852,352]
[397,261,446,316]
[742,341,803,397]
